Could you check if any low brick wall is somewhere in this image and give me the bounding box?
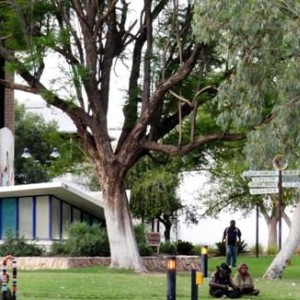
[2,256,201,272]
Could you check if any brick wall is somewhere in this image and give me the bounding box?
[4,72,15,133]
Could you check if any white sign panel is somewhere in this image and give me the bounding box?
[249,188,279,195]
[282,176,300,182]
[282,170,300,176]
[248,181,278,188]
[282,182,300,188]
[252,177,278,182]
[243,170,278,177]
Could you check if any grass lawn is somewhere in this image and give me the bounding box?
[13,255,300,299]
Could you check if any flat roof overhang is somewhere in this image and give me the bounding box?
[0,182,104,219]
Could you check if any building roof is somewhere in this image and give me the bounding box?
[0,181,105,219]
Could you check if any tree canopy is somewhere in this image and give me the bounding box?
[0,1,245,271]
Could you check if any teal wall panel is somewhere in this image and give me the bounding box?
[1,198,17,237]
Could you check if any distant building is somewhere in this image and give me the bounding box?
[0,182,105,244]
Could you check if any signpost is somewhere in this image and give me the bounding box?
[243,155,300,251]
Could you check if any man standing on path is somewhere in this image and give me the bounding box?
[223,220,242,268]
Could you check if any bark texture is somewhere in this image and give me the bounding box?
[263,202,300,279]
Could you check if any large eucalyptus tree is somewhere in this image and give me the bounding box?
[194,0,300,279]
[0,0,243,271]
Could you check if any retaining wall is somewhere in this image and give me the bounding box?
[2,256,201,272]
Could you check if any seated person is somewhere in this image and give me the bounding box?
[0,273,12,300]
[209,263,242,298]
[233,263,260,296]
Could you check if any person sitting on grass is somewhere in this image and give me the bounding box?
[233,263,260,296]
[209,263,242,298]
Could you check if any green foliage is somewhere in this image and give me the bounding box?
[138,243,154,257]
[214,241,248,256]
[64,222,110,257]
[249,244,265,256]
[159,241,177,255]
[0,230,44,257]
[176,240,194,255]
[49,241,69,256]
[133,223,147,244]
[15,102,88,184]
[267,244,279,255]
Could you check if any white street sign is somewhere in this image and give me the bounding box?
[243,170,278,177]
[249,188,279,195]
[248,181,278,188]
[282,182,300,188]
[282,176,300,182]
[282,170,300,176]
[252,177,278,182]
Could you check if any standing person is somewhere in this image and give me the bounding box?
[209,262,242,298]
[233,263,260,296]
[222,220,242,268]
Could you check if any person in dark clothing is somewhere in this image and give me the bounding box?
[209,263,242,298]
[222,220,242,268]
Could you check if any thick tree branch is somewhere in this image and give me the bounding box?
[140,132,245,156]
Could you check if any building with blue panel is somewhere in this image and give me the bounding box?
[0,182,105,243]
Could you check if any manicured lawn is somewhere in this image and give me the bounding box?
[13,255,300,299]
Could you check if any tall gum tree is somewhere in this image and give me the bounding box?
[194,0,300,279]
[0,1,244,271]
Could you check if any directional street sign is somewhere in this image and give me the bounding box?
[249,188,279,195]
[282,176,300,182]
[282,182,300,188]
[248,181,278,188]
[282,170,300,176]
[252,177,278,182]
[243,170,278,177]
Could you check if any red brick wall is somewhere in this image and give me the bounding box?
[4,72,14,133]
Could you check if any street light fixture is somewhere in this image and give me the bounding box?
[21,147,60,160]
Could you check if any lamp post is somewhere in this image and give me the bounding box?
[272,155,288,251]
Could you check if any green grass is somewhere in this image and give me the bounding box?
[11,255,300,299]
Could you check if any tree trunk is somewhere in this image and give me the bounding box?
[102,180,146,272]
[263,202,300,279]
[267,217,278,249]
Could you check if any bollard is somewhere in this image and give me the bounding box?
[167,256,176,300]
[191,269,204,300]
[201,245,208,278]
[191,269,198,300]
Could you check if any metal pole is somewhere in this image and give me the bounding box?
[191,269,198,300]
[278,170,282,251]
[256,204,259,257]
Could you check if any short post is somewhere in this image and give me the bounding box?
[167,256,176,300]
[201,245,208,278]
[191,269,204,300]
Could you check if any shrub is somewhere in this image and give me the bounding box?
[214,240,248,256]
[176,240,194,255]
[159,241,177,255]
[0,230,44,257]
[138,243,154,256]
[49,241,69,256]
[249,244,264,256]
[65,222,110,256]
[134,223,147,244]
[267,244,278,255]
